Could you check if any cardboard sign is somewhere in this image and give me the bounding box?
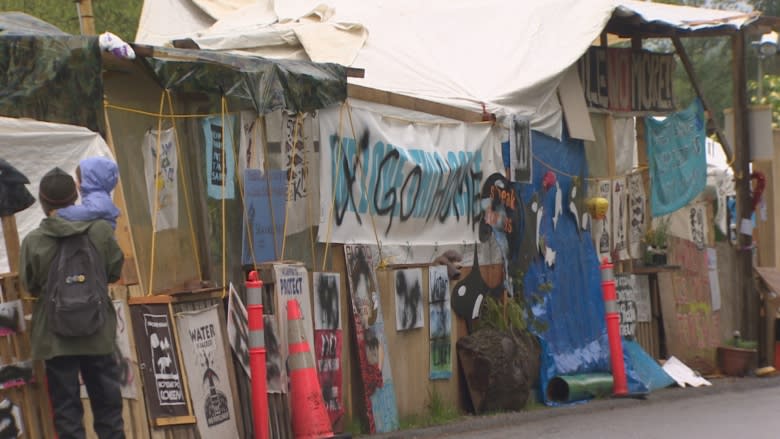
[130,303,193,425]
[176,305,239,437]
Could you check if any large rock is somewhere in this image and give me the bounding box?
[457,328,540,414]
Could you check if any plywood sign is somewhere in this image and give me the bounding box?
[130,302,194,426]
[344,245,399,434]
[578,47,675,113]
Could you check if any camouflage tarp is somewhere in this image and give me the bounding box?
[147,47,346,115]
[0,35,103,132]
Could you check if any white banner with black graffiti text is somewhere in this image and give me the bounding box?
[318,105,503,245]
[176,305,239,438]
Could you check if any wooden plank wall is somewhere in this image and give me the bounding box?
[369,262,504,419]
[0,273,55,439]
[81,285,150,439]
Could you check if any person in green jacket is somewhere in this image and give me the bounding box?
[19,167,125,439]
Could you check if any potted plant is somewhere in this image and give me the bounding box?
[643,219,670,266]
[717,331,758,377]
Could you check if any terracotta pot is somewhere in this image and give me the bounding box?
[717,346,757,377]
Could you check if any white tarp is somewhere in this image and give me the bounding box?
[136,0,758,140]
[136,0,619,138]
[317,101,502,246]
[0,117,113,273]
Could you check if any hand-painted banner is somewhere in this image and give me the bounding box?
[176,305,239,438]
[627,172,646,259]
[0,300,23,336]
[264,315,285,393]
[273,264,315,389]
[509,116,532,183]
[81,300,137,399]
[395,268,424,331]
[344,244,399,433]
[612,177,629,261]
[615,274,637,338]
[590,179,612,261]
[241,169,287,265]
[313,272,341,330]
[646,99,706,216]
[282,112,320,235]
[130,303,190,421]
[203,115,236,200]
[429,266,452,380]
[238,111,265,185]
[314,329,344,429]
[226,284,250,378]
[143,128,178,231]
[318,105,502,245]
[666,202,709,249]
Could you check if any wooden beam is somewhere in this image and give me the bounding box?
[75,0,96,36]
[1,216,20,273]
[347,84,486,123]
[671,36,734,163]
[732,30,759,340]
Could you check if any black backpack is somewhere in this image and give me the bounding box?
[45,227,107,337]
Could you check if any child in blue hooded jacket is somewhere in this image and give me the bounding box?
[55,157,121,229]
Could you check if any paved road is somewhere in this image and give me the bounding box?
[369,377,780,439]
[437,385,780,439]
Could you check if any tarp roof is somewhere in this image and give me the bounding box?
[0,11,346,130]
[135,0,769,138]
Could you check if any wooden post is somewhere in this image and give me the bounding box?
[672,36,734,164]
[1,216,20,273]
[75,0,96,36]
[732,30,758,340]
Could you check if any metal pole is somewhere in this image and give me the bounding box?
[758,55,764,101]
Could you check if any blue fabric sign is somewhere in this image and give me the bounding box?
[646,99,707,216]
[203,115,236,199]
[241,169,287,265]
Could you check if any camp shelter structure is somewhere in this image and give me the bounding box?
[0,11,349,438]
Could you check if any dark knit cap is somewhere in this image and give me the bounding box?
[39,167,78,209]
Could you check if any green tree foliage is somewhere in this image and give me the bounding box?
[0,0,143,42]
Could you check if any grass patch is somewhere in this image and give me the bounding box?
[399,388,461,430]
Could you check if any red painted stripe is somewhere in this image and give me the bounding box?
[289,341,309,354]
[248,310,263,331]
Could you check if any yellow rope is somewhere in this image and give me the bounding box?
[320,102,347,272]
[280,113,304,260]
[163,90,202,276]
[146,91,167,296]
[103,102,236,119]
[532,152,648,182]
[345,100,386,267]
[220,97,228,299]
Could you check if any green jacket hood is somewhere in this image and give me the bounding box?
[38,215,94,238]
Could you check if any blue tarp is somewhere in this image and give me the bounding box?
[507,131,653,404]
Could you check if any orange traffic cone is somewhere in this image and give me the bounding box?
[287,299,334,439]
